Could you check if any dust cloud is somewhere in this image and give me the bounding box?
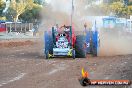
[39,0,132,56]
[99,28,132,56]
[39,0,92,32]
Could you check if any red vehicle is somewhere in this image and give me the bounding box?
[0,22,6,32]
[44,0,99,59]
[44,24,87,59]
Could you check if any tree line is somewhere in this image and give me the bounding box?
[1,0,132,22]
[85,0,132,18]
[0,0,43,22]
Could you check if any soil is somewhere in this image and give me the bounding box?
[0,39,131,88]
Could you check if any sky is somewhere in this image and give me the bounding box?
[45,0,51,3]
[46,0,73,14]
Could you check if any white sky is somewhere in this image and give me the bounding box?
[45,0,73,14]
[45,0,51,3]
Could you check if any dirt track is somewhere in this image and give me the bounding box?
[0,40,132,88]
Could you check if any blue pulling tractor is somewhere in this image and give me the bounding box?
[44,23,99,59]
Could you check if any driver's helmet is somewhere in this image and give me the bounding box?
[64,26,70,32]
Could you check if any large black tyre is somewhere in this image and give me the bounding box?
[45,50,49,59]
[48,34,53,54]
[72,49,75,59]
[91,44,97,57]
[75,35,86,58]
[44,31,53,59]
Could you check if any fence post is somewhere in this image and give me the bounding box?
[15,23,16,32]
[130,21,131,32]
[29,23,30,31]
[24,23,26,34]
[10,23,11,33]
[6,23,8,34]
[21,23,22,33]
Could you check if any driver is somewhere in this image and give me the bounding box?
[59,25,70,32]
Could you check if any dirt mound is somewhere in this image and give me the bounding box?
[0,40,34,48]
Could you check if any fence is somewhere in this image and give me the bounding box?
[6,23,34,33]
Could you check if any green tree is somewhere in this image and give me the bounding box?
[34,0,44,5]
[6,7,16,21]
[109,2,125,16]
[126,6,132,17]
[0,0,5,17]
[9,0,34,22]
[105,0,121,4]
[19,4,42,22]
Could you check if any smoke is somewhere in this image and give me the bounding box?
[39,0,91,31]
[39,0,132,56]
[99,28,132,56]
[49,0,72,14]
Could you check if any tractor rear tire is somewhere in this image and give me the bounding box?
[92,46,97,57]
[44,31,53,59]
[72,49,75,59]
[48,35,54,54]
[75,35,86,58]
[45,50,49,59]
[91,39,98,57]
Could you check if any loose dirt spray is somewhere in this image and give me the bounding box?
[39,0,132,56]
[99,28,132,56]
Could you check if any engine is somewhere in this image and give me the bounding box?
[56,34,69,48]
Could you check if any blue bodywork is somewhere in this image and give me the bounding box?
[44,31,53,54]
[44,24,99,58]
[85,30,99,55]
[103,16,116,28]
[85,21,99,56]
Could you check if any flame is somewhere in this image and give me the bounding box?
[82,68,89,78]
